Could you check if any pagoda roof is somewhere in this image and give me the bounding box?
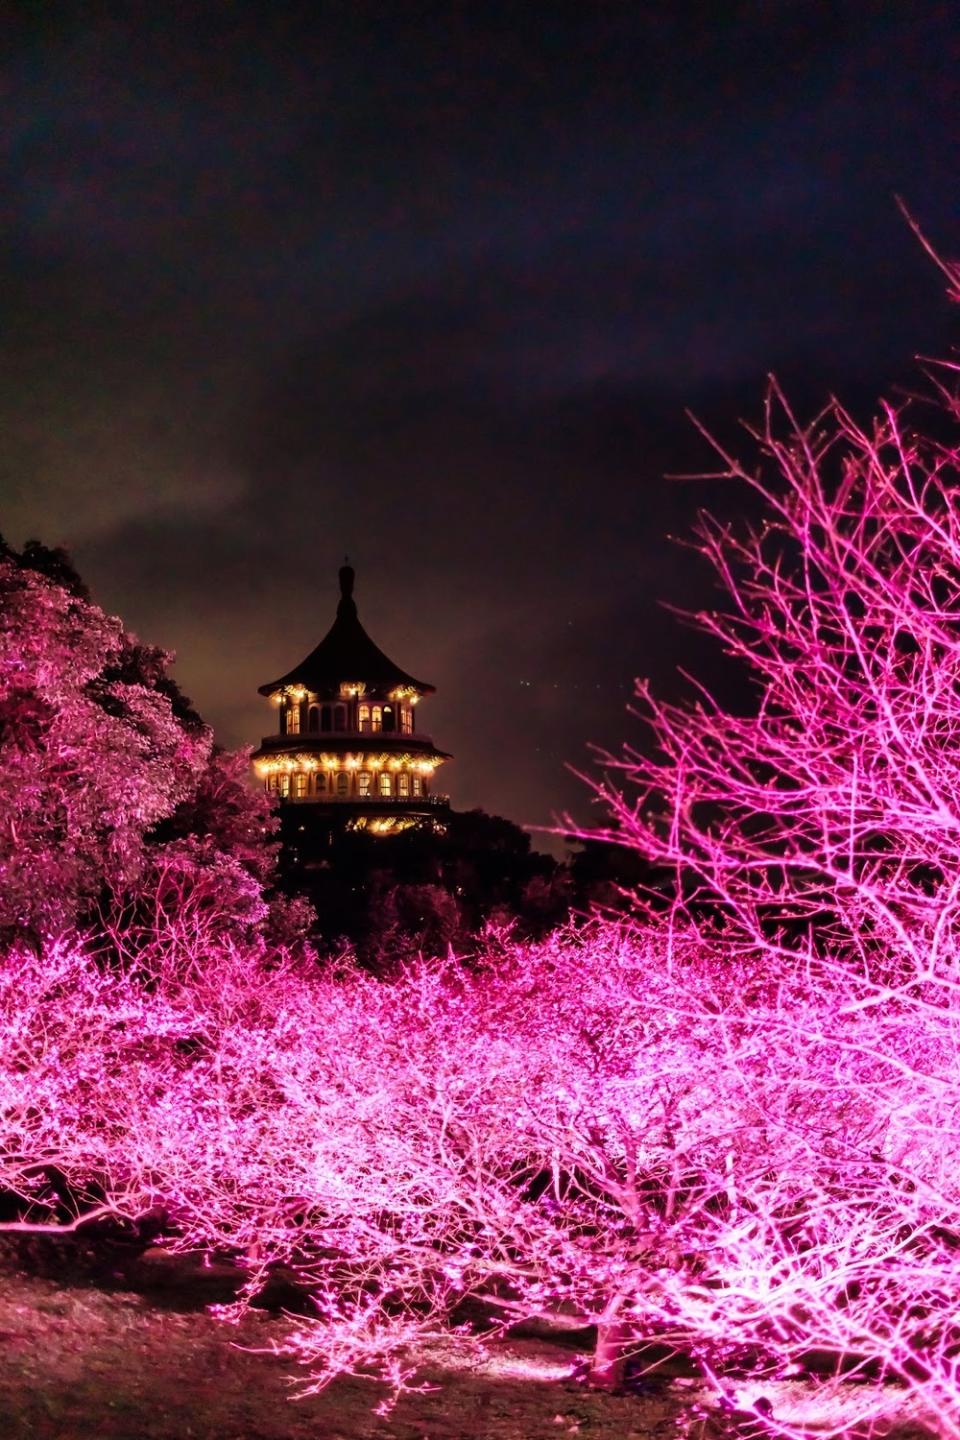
[258,564,435,697]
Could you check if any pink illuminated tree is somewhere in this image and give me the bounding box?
[0,544,209,936]
[556,228,960,1430]
[587,357,960,987]
[0,540,297,950]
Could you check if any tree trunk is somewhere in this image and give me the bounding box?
[588,1316,632,1391]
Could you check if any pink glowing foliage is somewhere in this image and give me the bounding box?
[0,553,206,935]
[587,365,960,987]
[562,239,960,1432]
[0,545,296,952]
[3,914,956,1435]
[0,922,813,1389]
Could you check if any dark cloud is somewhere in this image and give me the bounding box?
[2,2,959,837]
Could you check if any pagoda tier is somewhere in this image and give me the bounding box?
[252,564,451,833]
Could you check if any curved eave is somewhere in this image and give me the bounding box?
[252,737,453,765]
[257,673,435,698]
[253,732,449,753]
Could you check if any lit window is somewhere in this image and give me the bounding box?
[371,705,382,732]
[411,774,422,796]
[400,707,413,734]
[397,772,410,797]
[336,772,349,796]
[278,773,290,798]
[358,703,370,733]
[358,771,371,796]
[293,772,307,799]
[287,702,301,735]
[378,772,392,796]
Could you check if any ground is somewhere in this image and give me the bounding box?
[0,1250,938,1439]
[0,1268,685,1440]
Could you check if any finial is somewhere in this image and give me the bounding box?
[339,558,355,599]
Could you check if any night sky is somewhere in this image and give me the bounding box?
[3,4,959,840]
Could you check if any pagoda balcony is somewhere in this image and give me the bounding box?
[256,730,439,750]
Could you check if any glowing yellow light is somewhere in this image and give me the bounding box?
[389,759,401,771]
[347,812,421,835]
[346,756,359,769]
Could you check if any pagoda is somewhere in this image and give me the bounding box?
[252,563,451,834]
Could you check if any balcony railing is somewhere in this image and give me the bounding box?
[275,724,417,741]
[260,731,432,749]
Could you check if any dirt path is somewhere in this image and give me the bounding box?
[0,1263,941,1439]
[0,1270,695,1440]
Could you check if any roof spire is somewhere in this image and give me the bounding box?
[338,557,357,619]
[257,551,436,696]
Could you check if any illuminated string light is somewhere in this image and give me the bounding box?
[257,751,443,775]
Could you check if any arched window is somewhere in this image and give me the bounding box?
[411,774,422,796]
[382,705,395,733]
[320,704,332,731]
[308,705,319,732]
[371,705,382,732]
[357,771,371,797]
[333,705,347,732]
[293,772,308,799]
[358,703,371,733]
[397,772,410,797]
[336,771,349,796]
[378,772,392,797]
[400,706,413,735]
[287,702,301,735]
[315,771,327,794]
[278,773,291,798]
